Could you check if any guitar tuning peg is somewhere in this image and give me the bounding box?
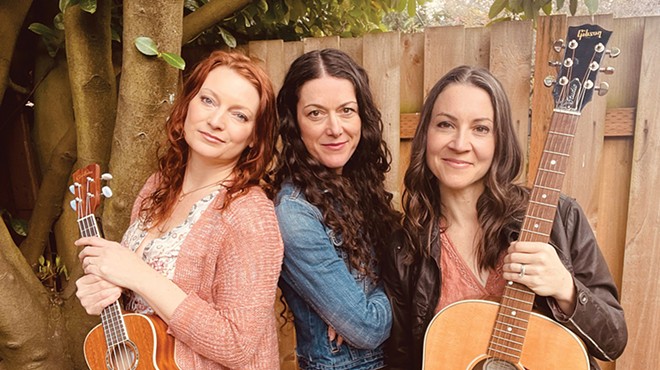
[102,186,113,198]
[101,173,113,181]
[599,66,615,75]
[605,47,621,58]
[552,39,565,53]
[595,82,610,96]
[548,61,561,68]
[69,184,76,194]
[543,76,557,87]
[70,199,78,211]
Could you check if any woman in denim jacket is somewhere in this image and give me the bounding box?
[273,48,401,369]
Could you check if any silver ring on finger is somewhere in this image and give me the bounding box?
[518,263,526,278]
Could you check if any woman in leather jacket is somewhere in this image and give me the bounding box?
[381,66,627,369]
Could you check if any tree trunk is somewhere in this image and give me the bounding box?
[103,0,183,240]
[63,0,117,170]
[0,0,33,104]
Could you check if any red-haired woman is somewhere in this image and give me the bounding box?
[75,50,283,369]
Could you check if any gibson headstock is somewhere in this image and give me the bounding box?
[544,24,618,114]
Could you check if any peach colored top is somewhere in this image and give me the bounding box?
[435,232,507,313]
[126,174,284,369]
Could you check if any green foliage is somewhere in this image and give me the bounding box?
[488,0,599,22]
[1,209,28,237]
[184,0,429,47]
[134,36,186,70]
[36,255,69,291]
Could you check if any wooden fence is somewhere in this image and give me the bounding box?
[244,14,660,370]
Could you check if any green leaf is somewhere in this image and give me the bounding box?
[10,218,27,237]
[585,0,598,14]
[542,1,552,14]
[569,0,578,14]
[556,0,565,10]
[28,23,58,38]
[134,36,159,56]
[218,27,237,48]
[407,0,416,18]
[508,0,523,13]
[489,0,507,18]
[111,27,121,42]
[258,0,268,12]
[523,0,535,19]
[39,255,45,265]
[54,13,65,30]
[160,52,186,70]
[80,0,97,13]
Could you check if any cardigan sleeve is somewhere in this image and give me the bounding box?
[167,188,284,367]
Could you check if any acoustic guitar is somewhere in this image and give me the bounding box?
[71,163,180,370]
[422,24,616,370]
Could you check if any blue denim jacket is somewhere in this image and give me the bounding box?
[275,181,392,370]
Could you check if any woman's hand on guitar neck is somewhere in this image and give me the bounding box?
[503,241,578,315]
[76,273,122,315]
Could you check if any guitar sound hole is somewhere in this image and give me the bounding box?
[105,340,139,370]
[475,357,518,370]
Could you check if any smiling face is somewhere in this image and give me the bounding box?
[183,65,259,169]
[296,75,362,173]
[425,83,496,196]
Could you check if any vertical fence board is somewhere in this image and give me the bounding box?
[529,15,567,185]
[619,15,660,370]
[283,41,304,71]
[363,32,401,198]
[248,39,285,92]
[339,37,363,65]
[562,15,613,217]
[465,26,491,69]
[595,16,645,289]
[424,26,466,98]
[398,32,425,189]
[302,35,340,52]
[490,20,533,184]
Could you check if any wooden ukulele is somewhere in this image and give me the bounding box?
[71,163,180,370]
[422,24,616,370]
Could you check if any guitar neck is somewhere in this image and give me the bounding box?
[488,111,580,364]
[77,214,130,347]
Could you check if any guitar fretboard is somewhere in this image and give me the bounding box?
[487,112,580,364]
[77,213,129,347]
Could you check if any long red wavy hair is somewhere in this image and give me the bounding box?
[140,50,277,228]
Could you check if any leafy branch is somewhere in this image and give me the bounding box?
[134,37,186,70]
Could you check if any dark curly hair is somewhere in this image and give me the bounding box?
[402,65,528,270]
[274,48,401,279]
[141,50,277,229]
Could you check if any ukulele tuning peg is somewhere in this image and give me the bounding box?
[605,47,621,58]
[548,60,561,68]
[70,199,78,211]
[600,66,615,75]
[102,186,113,198]
[595,82,610,96]
[552,39,565,53]
[543,76,557,88]
[69,184,76,194]
[101,173,113,181]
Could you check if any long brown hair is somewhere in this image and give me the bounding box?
[402,65,528,269]
[141,50,277,228]
[274,48,400,279]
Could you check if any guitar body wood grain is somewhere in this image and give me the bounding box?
[422,300,589,370]
[83,313,179,370]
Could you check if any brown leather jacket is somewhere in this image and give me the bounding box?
[381,195,627,369]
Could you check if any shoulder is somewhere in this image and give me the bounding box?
[274,181,321,219]
[224,186,276,217]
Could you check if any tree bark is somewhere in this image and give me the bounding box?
[0,0,33,104]
[103,0,184,241]
[63,0,117,170]
[182,0,250,44]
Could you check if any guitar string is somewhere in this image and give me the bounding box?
[80,179,134,369]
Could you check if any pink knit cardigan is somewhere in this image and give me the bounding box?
[128,174,284,369]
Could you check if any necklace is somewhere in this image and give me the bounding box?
[177,174,231,203]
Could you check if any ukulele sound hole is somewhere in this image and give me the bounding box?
[475,357,518,370]
[105,340,139,370]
